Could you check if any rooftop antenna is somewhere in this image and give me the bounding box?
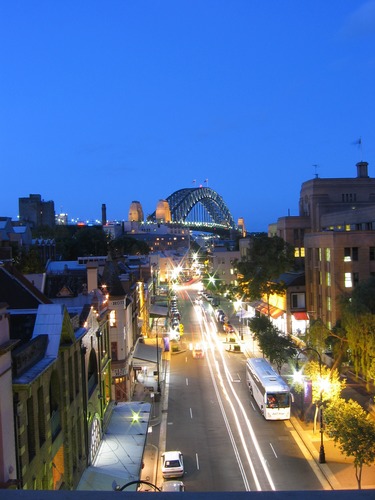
[313,164,319,178]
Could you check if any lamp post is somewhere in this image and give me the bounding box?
[296,347,326,464]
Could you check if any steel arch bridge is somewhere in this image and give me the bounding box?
[150,187,237,232]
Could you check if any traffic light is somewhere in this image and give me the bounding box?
[179,323,184,334]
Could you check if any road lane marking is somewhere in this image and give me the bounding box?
[186,378,189,386]
[190,407,193,419]
[196,453,200,470]
[269,443,278,458]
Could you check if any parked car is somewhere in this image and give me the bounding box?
[161,451,184,478]
[161,480,185,492]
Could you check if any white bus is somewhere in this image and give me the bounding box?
[246,358,292,420]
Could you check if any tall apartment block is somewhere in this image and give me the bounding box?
[19,194,55,228]
[274,161,375,329]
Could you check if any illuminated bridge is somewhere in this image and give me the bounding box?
[149,187,239,235]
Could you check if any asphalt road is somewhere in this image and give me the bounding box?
[161,285,324,492]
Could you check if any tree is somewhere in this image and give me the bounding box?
[237,233,295,314]
[249,316,296,372]
[324,398,375,489]
[302,361,345,405]
[108,235,150,259]
[340,278,375,386]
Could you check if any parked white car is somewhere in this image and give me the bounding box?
[161,480,185,491]
[161,451,184,479]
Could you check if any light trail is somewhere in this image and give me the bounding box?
[199,307,276,491]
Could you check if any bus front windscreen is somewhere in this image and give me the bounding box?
[266,392,290,408]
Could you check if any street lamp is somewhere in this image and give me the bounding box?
[295,347,326,464]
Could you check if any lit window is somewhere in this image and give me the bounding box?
[344,273,352,288]
[300,247,305,257]
[109,310,116,327]
[325,248,330,262]
[326,272,331,286]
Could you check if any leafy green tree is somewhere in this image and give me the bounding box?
[249,316,296,372]
[302,360,345,404]
[324,398,375,489]
[237,233,295,314]
[340,278,375,386]
[305,319,331,356]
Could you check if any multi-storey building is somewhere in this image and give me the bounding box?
[0,263,111,490]
[19,194,55,228]
[273,161,375,330]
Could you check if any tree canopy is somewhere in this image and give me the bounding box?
[324,398,375,489]
[248,316,296,372]
[237,233,295,309]
[340,277,375,384]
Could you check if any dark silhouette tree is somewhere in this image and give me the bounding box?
[237,233,295,315]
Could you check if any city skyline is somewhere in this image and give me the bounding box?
[1,1,374,232]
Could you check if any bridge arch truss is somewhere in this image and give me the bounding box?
[156,187,237,230]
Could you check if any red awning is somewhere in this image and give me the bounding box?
[293,312,309,321]
[269,306,284,319]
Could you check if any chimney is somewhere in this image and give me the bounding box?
[102,203,107,226]
[87,262,98,292]
[356,161,369,178]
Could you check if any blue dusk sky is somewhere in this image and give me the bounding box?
[1,1,374,232]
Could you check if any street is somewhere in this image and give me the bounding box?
[158,285,324,491]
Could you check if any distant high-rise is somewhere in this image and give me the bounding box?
[102,203,107,226]
[128,201,144,222]
[19,194,55,228]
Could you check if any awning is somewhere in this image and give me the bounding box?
[132,342,162,367]
[149,304,168,317]
[269,306,284,319]
[293,312,309,321]
[250,301,284,319]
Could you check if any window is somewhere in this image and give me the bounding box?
[344,247,358,262]
[291,292,306,309]
[325,248,330,262]
[109,310,116,327]
[111,342,118,361]
[344,273,353,288]
[327,297,331,311]
[27,396,36,461]
[370,247,375,261]
[37,387,46,447]
[326,272,331,286]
